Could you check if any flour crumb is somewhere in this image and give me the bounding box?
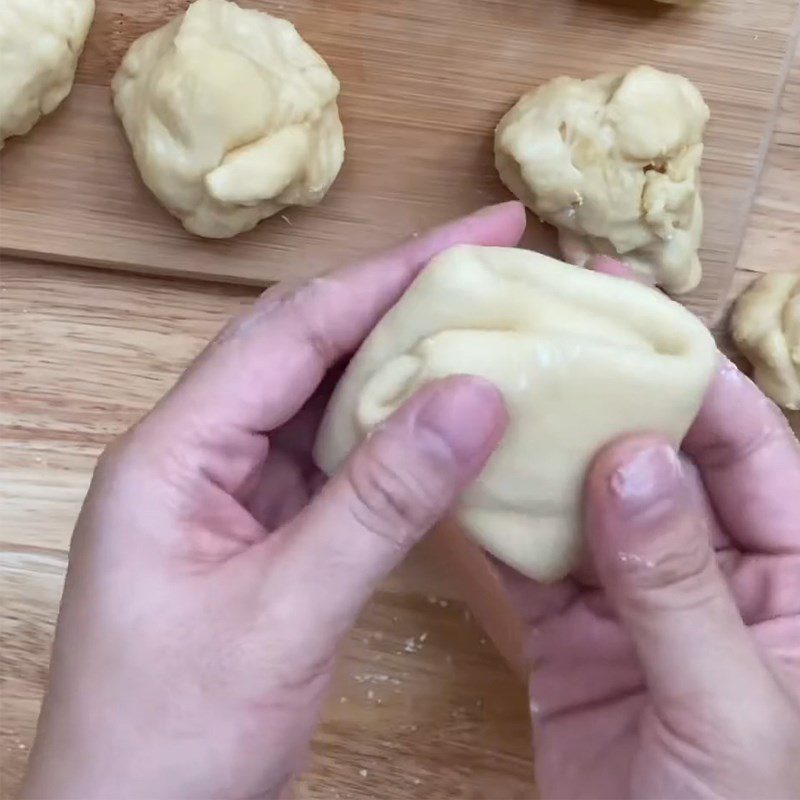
[359,768,368,778]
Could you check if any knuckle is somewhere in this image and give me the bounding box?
[242,276,341,363]
[345,445,442,547]
[95,428,134,475]
[279,277,341,364]
[620,530,716,604]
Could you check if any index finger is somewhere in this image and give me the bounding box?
[682,359,800,554]
[153,201,527,437]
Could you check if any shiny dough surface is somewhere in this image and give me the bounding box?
[314,245,717,582]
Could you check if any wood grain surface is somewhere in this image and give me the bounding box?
[1,0,798,321]
[1,10,799,800]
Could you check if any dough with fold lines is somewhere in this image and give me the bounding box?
[112,0,344,238]
[314,245,716,582]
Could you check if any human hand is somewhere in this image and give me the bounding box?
[505,262,800,799]
[21,203,525,800]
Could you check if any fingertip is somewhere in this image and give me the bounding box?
[584,434,685,562]
[468,200,527,245]
[587,255,635,280]
[414,375,508,469]
[586,433,675,502]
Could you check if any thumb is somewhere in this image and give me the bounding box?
[584,435,770,707]
[280,376,507,621]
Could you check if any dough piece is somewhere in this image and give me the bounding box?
[731,272,800,410]
[314,245,716,582]
[112,0,344,239]
[495,66,709,294]
[0,0,95,149]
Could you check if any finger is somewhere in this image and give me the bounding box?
[585,434,774,708]
[271,376,508,632]
[573,452,731,588]
[587,255,638,281]
[683,358,800,554]
[152,202,526,437]
[716,550,800,626]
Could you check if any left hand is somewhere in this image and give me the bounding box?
[21,202,524,800]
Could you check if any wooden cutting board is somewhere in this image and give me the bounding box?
[0,0,797,321]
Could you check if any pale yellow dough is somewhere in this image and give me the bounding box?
[495,66,709,294]
[314,245,716,582]
[112,0,344,239]
[0,0,95,149]
[731,272,800,411]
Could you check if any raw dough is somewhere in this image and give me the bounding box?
[495,66,709,294]
[731,272,800,410]
[314,245,716,582]
[0,0,95,149]
[112,0,344,239]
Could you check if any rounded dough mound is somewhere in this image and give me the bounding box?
[0,0,95,149]
[314,245,716,582]
[495,66,709,294]
[112,0,344,239]
[731,272,800,410]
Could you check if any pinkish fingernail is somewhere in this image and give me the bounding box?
[609,444,684,524]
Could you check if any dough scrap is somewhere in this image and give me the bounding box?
[0,0,95,149]
[495,66,709,294]
[731,272,800,410]
[112,0,344,239]
[314,245,716,582]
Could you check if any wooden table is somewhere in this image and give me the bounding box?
[1,47,798,800]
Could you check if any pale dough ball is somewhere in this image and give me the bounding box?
[0,0,95,149]
[314,245,716,582]
[731,272,800,410]
[112,0,344,239]
[495,66,710,294]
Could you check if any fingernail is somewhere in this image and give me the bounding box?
[415,377,507,463]
[587,255,630,277]
[609,443,685,525]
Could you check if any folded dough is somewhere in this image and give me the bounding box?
[495,66,709,294]
[731,272,800,410]
[314,246,716,582]
[112,0,344,238]
[0,0,95,149]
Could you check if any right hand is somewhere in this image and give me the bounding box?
[504,279,800,798]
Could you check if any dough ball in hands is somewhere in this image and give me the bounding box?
[495,66,709,294]
[314,245,716,582]
[112,0,344,239]
[731,272,800,410]
[0,0,95,149]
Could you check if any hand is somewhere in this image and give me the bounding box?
[21,203,524,800]
[506,261,800,799]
